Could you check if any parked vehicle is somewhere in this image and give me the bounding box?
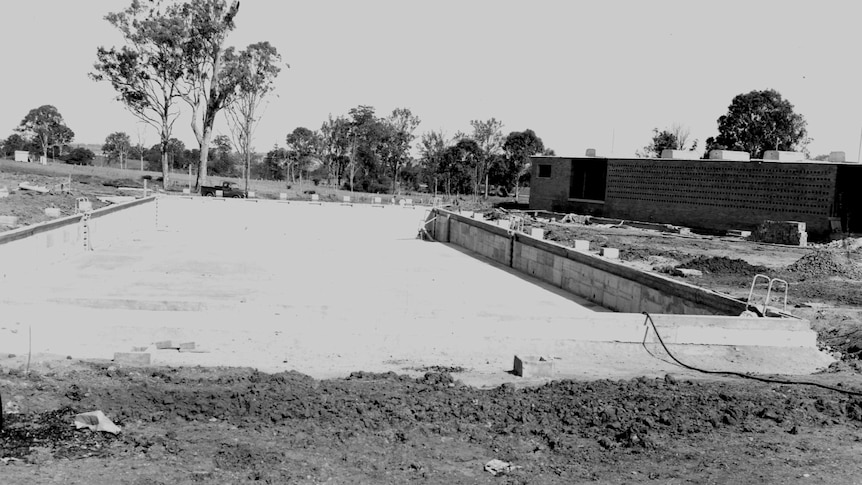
[200,181,247,198]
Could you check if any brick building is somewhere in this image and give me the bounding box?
[528,153,862,239]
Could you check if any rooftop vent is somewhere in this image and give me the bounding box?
[708,150,750,161]
[585,148,597,157]
[763,150,805,162]
[660,149,699,160]
[828,151,846,162]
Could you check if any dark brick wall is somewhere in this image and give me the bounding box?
[529,158,608,215]
[530,157,841,236]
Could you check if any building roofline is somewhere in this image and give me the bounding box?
[528,155,861,166]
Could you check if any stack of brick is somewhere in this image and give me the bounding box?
[749,220,808,247]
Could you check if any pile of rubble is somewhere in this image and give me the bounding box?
[749,220,808,246]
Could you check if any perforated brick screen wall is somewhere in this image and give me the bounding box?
[604,159,837,235]
[529,157,841,236]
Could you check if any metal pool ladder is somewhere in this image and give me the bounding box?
[747,273,788,316]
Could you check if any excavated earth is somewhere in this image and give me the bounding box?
[2,361,862,484]
[2,168,862,483]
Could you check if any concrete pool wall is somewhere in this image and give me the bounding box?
[0,197,156,280]
[427,208,749,316]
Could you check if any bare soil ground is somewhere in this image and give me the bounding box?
[2,162,862,483]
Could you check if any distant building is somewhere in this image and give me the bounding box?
[528,151,862,238]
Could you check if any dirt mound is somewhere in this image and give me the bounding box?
[0,406,118,461]
[5,365,862,482]
[678,256,768,275]
[785,250,862,280]
[67,367,862,452]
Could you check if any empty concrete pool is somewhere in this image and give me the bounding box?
[0,196,831,384]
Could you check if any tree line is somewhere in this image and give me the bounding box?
[638,89,813,160]
[254,108,554,197]
[1,102,555,198]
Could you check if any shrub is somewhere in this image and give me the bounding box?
[63,147,95,165]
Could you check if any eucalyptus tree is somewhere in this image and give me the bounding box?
[225,41,282,192]
[92,1,186,185]
[176,0,241,190]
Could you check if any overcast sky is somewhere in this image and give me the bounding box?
[2,0,861,159]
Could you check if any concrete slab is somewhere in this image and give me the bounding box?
[0,197,832,383]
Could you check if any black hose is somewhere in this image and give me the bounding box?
[642,312,862,397]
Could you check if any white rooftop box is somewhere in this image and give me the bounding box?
[763,150,805,162]
[708,150,750,161]
[660,149,700,159]
[828,151,846,163]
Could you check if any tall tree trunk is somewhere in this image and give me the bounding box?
[195,125,214,191]
[161,148,170,190]
[244,152,250,194]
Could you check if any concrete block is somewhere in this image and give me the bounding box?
[215,190,223,197]
[530,228,545,239]
[829,151,846,162]
[617,278,635,298]
[708,150,750,161]
[248,191,256,198]
[574,240,590,251]
[660,149,699,159]
[44,207,62,218]
[763,150,805,162]
[113,352,151,366]
[279,193,288,200]
[155,340,195,350]
[513,355,555,378]
[182,188,191,194]
[0,186,8,198]
[601,247,620,259]
[602,292,618,311]
[552,268,563,286]
[0,215,19,226]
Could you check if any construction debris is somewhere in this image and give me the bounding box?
[96,196,136,205]
[560,213,591,224]
[17,182,49,193]
[749,220,808,246]
[73,411,121,435]
[513,355,555,378]
[484,459,522,476]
